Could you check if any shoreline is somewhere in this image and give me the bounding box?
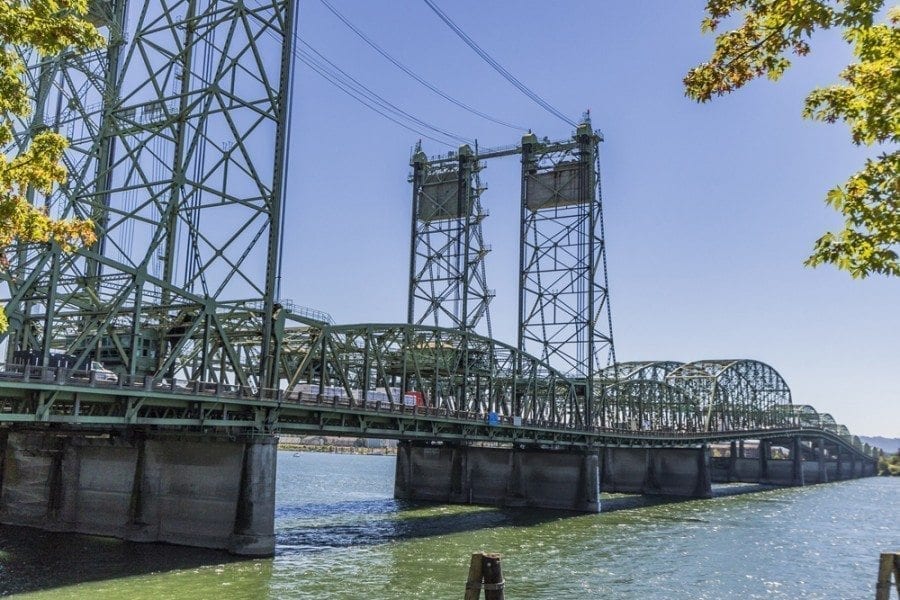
[278,441,397,455]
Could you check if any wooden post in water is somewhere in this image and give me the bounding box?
[465,553,484,600]
[465,552,505,600]
[876,552,900,600]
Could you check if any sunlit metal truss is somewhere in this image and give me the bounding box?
[597,360,861,440]
[664,360,792,431]
[276,321,585,426]
[518,120,615,383]
[408,144,493,335]
[2,0,298,390]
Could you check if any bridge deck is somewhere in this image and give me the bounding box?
[0,370,873,459]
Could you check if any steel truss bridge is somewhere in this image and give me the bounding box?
[0,0,875,466]
[0,320,878,462]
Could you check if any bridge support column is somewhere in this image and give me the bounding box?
[730,441,763,482]
[760,438,804,486]
[0,429,276,556]
[600,445,712,498]
[759,439,770,481]
[849,452,860,479]
[836,450,848,480]
[394,442,599,512]
[802,437,828,484]
[710,441,737,483]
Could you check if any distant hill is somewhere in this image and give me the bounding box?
[860,436,900,454]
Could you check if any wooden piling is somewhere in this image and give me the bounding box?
[464,553,484,600]
[876,552,900,600]
[465,552,505,600]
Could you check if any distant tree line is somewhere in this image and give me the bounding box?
[877,451,900,476]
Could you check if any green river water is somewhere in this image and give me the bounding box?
[0,451,897,599]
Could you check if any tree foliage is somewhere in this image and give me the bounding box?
[878,450,900,475]
[0,0,103,331]
[685,1,899,278]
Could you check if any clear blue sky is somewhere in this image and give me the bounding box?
[280,1,898,438]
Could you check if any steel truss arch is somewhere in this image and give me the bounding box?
[665,359,792,432]
[602,379,701,432]
[276,321,585,426]
[601,361,684,382]
[819,413,838,433]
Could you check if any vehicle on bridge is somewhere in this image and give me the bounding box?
[79,361,119,384]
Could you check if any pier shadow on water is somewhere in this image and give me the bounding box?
[0,524,245,596]
[274,482,773,556]
[0,482,779,595]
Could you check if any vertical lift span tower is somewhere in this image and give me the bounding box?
[519,120,615,425]
[408,143,493,336]
[408,117,615,427]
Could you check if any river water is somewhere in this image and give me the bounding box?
[0,451,897,599]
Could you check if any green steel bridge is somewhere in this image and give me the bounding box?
[0,320,877,463]
[0,0,879,556]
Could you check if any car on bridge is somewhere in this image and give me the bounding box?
[70,361,119,384]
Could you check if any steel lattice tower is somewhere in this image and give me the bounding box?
[2,0,297,389]
[407,143,493,335]
[518,119,615,420]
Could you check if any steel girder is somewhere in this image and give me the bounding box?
[407,144,493,335]
[0,373,878,458]
[601,379,701,432]
[2,0,297,390]
[602,361,683,382]
[788,404,821,428]
[819,413,838,433]
[601,359,795,434]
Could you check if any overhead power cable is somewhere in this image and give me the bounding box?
[297,40,473,145]
[250,0,474,147]
[295,47,460,147]
[422,0,577,128]
[318,0,528,132]
[254,17,469,148]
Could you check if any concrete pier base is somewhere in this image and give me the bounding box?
[600,446,712,498]
[0,430,276,556]
[803,438,828,484]
[760,438,804,486]
[763,459,804,486]
[728,457,759,482]
[394,442,600,512]
[801,460,827,484]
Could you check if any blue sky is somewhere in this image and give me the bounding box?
[280,1,898,437]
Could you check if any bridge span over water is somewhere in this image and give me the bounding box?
[0,319,878,555]
[0,0,877,557]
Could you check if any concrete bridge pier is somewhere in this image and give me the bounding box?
[761,437,804,486]
[835,449,851,480]
[801,437,829,484]
[729,439,766,482]
[600,445,712,498]
[394,441,600,512]
[0,429,276,556]
[710,441,738,483]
